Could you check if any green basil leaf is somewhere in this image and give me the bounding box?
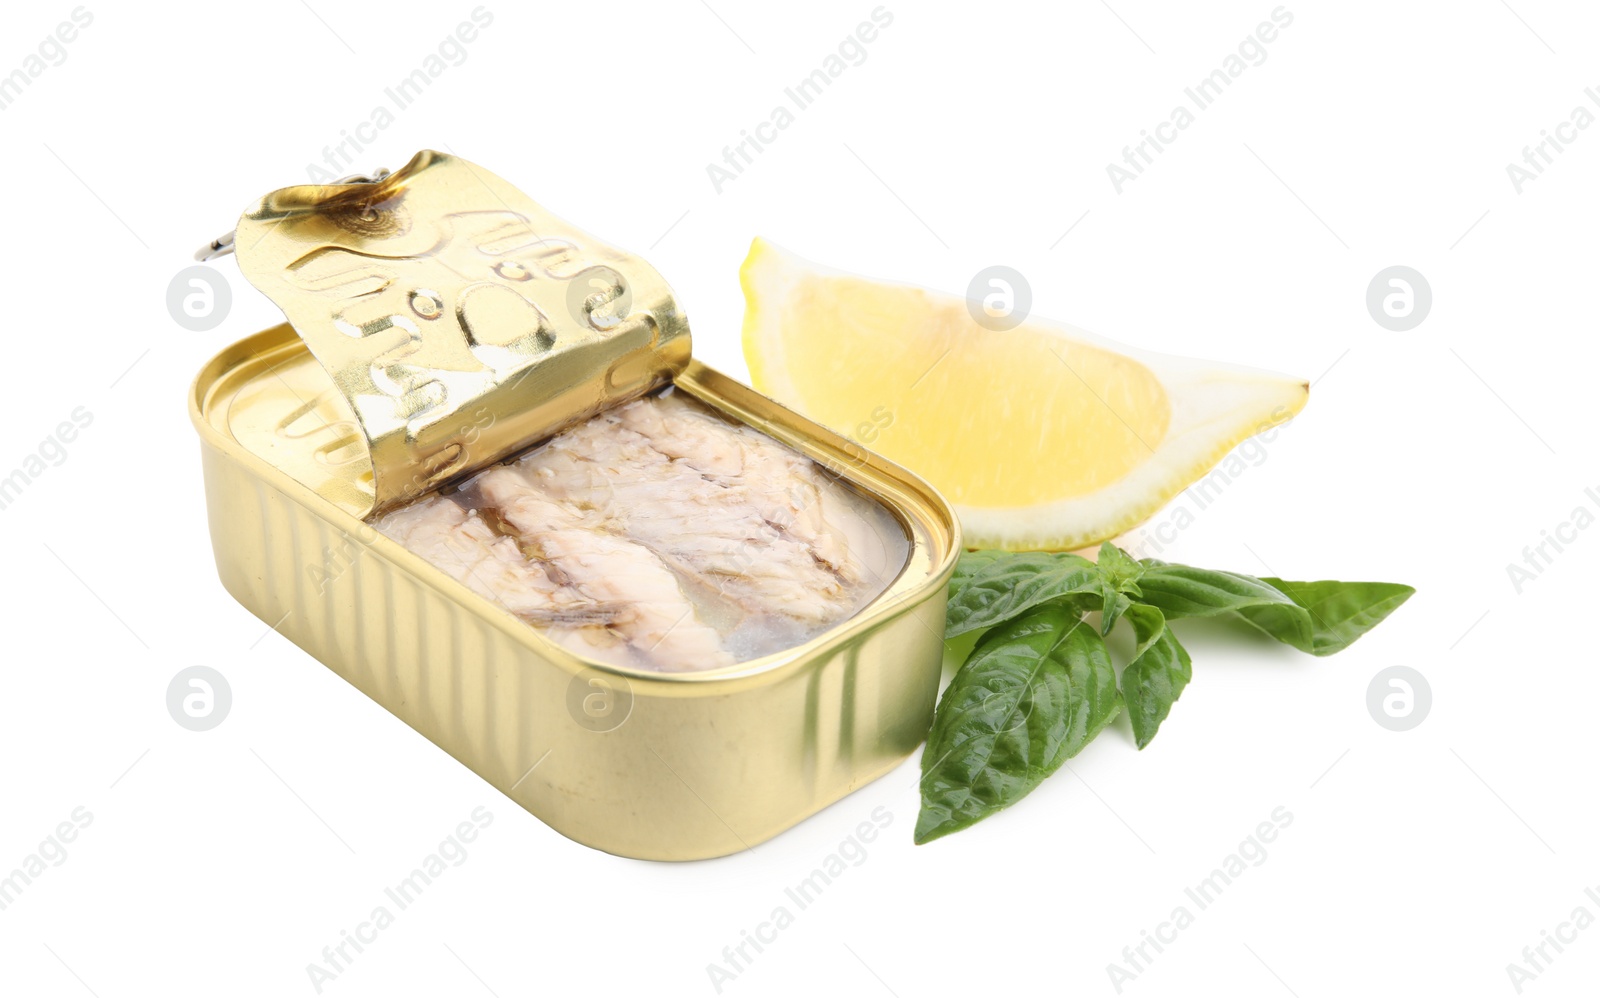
[1098,590,1133,637]
[944,550,1107,638]
[1118,605,1193,749]
[1237,578,1416,656]
[1135,563,1413,656]
[916,603,1120,844]
[1132,563,1299,620]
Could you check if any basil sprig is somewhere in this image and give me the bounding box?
[916,544,1412,844]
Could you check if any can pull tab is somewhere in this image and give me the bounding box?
[194,169,393,262]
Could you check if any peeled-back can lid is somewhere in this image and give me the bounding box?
[232,149,692,515]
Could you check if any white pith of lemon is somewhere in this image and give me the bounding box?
[740,239,1309,551]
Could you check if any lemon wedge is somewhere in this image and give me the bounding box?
[740,239,1309,551]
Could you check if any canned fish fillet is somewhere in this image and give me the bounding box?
[190,150,958,859]
[376,389,910,671]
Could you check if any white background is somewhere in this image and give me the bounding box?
[1,1,1596,995]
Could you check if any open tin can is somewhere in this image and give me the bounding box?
[189,151,959,860]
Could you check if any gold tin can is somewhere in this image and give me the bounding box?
[190,151,959,860]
